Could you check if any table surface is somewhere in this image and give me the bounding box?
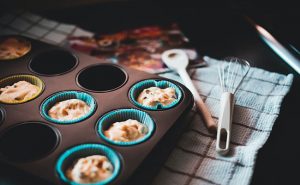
[1,1,300,185]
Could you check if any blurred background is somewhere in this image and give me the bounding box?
[1,0,299,73]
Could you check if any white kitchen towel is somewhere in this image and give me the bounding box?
[151,56,293,185]
[0,11,294,185]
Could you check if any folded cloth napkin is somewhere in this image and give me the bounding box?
[151,56,294,185]
[0,12,294,185]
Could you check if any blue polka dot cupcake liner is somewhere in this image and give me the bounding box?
[129,79,182,110]
[56,143,121,185]
[97,108,155,146]
[41,91,97,124]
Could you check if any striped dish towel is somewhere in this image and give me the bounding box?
[151,56,294,185]
[0,11,294,185]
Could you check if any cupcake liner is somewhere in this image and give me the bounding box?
[129,79,182,110]
[0,74,44,104]
[0,36,31,61]
[56,143,121,185]
[41,91,97,124]
[97,108,155,146]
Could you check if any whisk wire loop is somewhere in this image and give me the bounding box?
[218,58,250,94]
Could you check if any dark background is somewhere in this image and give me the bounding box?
[1,0,299,184]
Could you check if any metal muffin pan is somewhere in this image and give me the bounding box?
[0,35,194,185]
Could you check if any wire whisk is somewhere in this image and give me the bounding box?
[216,57,250,155]
[218,58,250,94]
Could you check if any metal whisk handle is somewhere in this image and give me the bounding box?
[216,92,234,155]
[177,69,216,131]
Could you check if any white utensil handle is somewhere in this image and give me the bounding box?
[177,69,216,130]
[216,92,234,155]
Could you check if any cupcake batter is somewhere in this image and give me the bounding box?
[137,87,177,107]
[0,81,40,103]
[104,119,148,142]
[48,99,90,121]
[0,37,31,60]
[66,155,113,184]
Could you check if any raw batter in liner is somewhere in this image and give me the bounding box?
[48,99,90,121]
[104,119,148,142]
[137,87,177,107]
[0,37,31,60]
[66,155,113,184]
[0,81,40,103]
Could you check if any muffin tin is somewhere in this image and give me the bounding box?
[0,35,193,185]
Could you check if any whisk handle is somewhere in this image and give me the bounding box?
[216,92,234,155]
[177,69,216,131]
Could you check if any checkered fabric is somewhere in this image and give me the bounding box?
[0,11,294,185]
[0,10,93,45]
[151,56,293,185]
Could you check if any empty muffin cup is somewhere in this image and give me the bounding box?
[77,64,128,92]
[0,36,31,61]
[129,79,182,110]
[56,143,121,185]
[0,122,60,162]
[0,74,44,104]
[29,49,78,76]
[41,91,97,124]
[97,108,155,146]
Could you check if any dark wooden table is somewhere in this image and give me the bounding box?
[1,1,299,184]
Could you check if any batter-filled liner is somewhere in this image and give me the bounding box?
[56,143,121,185]
[97,108,155,146]
[129,79,182,110]
[41,91,97,124]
